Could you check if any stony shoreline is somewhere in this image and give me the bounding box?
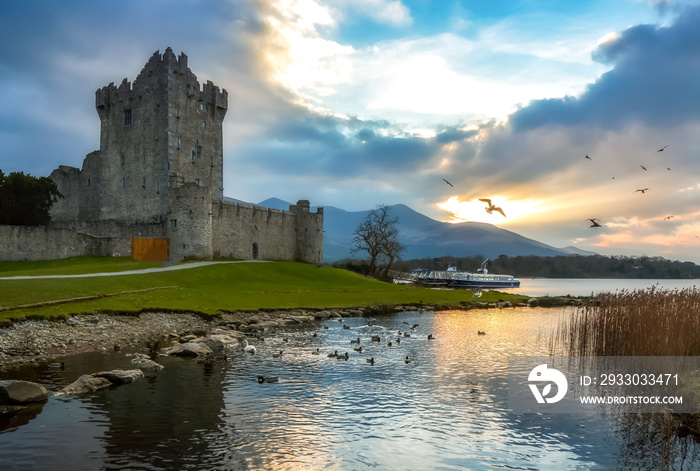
[0,297,581,372]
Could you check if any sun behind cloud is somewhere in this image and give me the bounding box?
[438,196,544,224]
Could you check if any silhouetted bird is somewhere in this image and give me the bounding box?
[479,198,506,217]
[585,154,592,161]
[587,218,602,228]
[664,216,674,220]
[634,188,650,194]
[641,165,647,171]
[655,145,669,153]
[443,178,453,187]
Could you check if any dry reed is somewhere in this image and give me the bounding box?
[551,286,700,357]
[550,286,700,468]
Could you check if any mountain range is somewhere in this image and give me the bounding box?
[226,197,596,262]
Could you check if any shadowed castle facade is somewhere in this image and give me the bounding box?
[1,48,323,263]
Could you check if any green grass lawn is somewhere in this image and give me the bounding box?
[0,259,528,320]
[0,256,162,277]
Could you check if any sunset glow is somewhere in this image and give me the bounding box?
[438,196,545,224]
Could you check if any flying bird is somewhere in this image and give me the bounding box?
[443,178,453,187]
[585,154,592,161]
[587,218,602,228]
[664,216,674,220]
[655,145,669,153]
[634,188,650,194]
[479,198,506,217]
[640,165,647,171]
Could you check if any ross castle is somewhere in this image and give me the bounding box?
[0,48,323,263]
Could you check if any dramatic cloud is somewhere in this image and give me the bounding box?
[510,5,700,131]
[1,0,699,262]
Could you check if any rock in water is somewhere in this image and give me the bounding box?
[94,369,144,385]
[130,354,164,375]
[161,341,213,357]
[0,380,49,405]
[55,375,113,396]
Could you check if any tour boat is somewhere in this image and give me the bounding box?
[405,259,520,289]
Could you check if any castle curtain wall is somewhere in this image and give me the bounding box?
[211,201,297,261]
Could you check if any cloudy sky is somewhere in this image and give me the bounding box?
[2,0,700,263]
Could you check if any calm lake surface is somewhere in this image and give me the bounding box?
[1,307,629,471]
[510,277,699,297]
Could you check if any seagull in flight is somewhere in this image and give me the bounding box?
[664,215,674,220]
[585,154,592,161]
[655,145,669,153]
[587,218,602,228]
[442,178,453,187]
[640,165,647,171]
[479,198,506,217]
[634,188,650,194]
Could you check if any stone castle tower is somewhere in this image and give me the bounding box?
[94,48,227,221]
[41,48,323,263]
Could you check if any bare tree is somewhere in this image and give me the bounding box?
[352,204,404,279]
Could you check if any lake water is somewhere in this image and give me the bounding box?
[1,307,638,470]
[510,278,699,297]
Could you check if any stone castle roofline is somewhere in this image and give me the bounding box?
[95,47,227,112]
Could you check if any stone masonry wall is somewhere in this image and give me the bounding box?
[211,201,297,261]
[0,220,167,261]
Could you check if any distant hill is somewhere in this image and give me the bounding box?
[243,197,596,262]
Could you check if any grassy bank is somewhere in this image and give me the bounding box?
[0,260,529,321]
[0,256,162,277]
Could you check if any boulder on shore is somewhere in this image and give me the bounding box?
[0,380,49,405]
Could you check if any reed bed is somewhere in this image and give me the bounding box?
[550,286,700,468]
[551,285,700,357]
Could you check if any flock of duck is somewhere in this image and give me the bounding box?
[246,317,451,384]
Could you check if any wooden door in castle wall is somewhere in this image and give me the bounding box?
[131,238,169,261]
